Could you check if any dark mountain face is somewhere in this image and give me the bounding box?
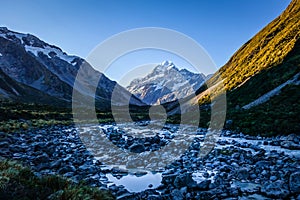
[0,36,73,100]
[0,67,67,105]
[0,27,144,108]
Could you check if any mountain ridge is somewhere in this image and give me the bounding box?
[0,27,144,108]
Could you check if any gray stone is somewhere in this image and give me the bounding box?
[129,143,145,153]
[58,165,76,174]
[34,153,49,164]
[280,141,300,150]
[262,180,290,198]
[49,160,62,169]
[236,168,249,180]
[78,164,98,175]
[171,189,184,200]
[174,173,196,188]
[36,163,50,171]
[270,175,277,181]
[194,180,211,190]
[290,172,300,194]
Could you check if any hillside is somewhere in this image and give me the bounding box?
[205,0,299,95]
[201,0,300,135]
[164,0,300,136]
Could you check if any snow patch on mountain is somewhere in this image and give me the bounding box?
[25,45,77,65]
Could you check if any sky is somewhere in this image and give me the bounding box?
[0,0,291,86]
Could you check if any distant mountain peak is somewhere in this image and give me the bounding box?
[127,61,207,105]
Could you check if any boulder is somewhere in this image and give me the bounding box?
[236,168,249,180]
[261,180,290,198]
[129,143,145,153]
[289,172,300,194]
[280,141,300,150]
[174,173,196,188]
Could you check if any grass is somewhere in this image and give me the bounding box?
[0,158,115,200]
[228,84,300,136]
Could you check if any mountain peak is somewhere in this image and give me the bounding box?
[127,62,207,105]
[161,60,174,67]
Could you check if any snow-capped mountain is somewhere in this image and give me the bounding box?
[127,61,209,105]
[0,27,144,107]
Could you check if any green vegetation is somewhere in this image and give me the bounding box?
[0,158,115,200]
[0,99,73,132]
[228,84,300,136]
[225,37,300,136]
[0,99,153,132]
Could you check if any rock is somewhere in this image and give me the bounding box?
[270,175,277,181]
[162,173,178,185]
[33,142,46,151]
[289,172,300,194]
[129,143,145,153]
[203,172,209,178]
[174,173,196,188]
[219,165,231,173]
[250,173,257,180]
[152,135,161,144]
[236,168,249,180]
[280,141,300,150]
[286,134,299,143]
[112,167,128,176]
[261,180,290,198]
[255,161,271,169]
[45,142,56,155]
[0,141,9,148]
[49,160,62,169]
[64,172,75,178]
[34,153,50,164]
[194,180,211,190]
[269,140,280,146]
[134,171,147,177]
[58,165,76,174]
[250,144,261,151]
[109,132,122,141]
[171,189,184,200]
[78,164,98,175]
[116,192,134,200]
[36,163,50,171]
[225,120,233,128]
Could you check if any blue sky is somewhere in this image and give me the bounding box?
[0,0,291,85]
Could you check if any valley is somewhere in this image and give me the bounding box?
[0,0,299,199]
